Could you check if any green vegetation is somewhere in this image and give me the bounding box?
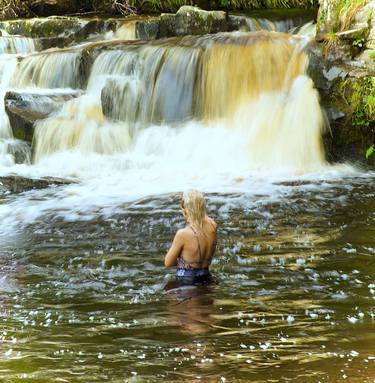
[0,0,319,19]
[322,30,340,55]
[352,37,365,48]
[339,77,375,128]
[366,145,374,158]
[335,77,374,156]
[337,0,369,31]
[321,0,370,33]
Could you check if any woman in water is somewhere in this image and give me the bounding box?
[165,190,217,285]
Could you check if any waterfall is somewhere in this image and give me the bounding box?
[0,33,37,166]
[0,56,20,166]
[0,35,36,54]
[115,21,137,40]
[12,50,83,89]
[32,31,326,173]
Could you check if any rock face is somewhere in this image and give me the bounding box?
[0,17,85,38]
[314,0,375,162]
[5,91,82,141]
[3,140,31,165]
[0,17,123,49]
[158,6,228,37]
[135,18,160,40]
[0,175,73,194]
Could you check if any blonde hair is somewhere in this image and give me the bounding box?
[182,190,207,233]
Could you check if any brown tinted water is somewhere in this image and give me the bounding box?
[0,175,374,382]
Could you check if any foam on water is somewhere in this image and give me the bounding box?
[0,27,369,236]
[0,139,363,237]
[0,55,18,166]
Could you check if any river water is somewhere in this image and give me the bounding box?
[0,169,374,382]
[0,10,374,383]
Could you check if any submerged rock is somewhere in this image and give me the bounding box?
[5,91,82,142]
[158,6,228,38]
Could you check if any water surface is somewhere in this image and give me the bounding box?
[0,173,374,382]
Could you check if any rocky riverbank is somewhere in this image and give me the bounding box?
[313,0,375,162]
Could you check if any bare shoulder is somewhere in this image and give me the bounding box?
[176,227,193,239]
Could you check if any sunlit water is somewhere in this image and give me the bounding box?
[0,168,374,382]
[0,10,374,383]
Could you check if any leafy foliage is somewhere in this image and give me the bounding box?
[366,145,374,159]
[339,77,375,129]
[352,37,365,48]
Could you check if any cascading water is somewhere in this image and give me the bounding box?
[0,33,36,165]
[12,50,83,89]
[0,35,36,54]
[114,21,137,40]
[0,14,374,383]
[0,15,354,230]
[32,32,326,174]
[0,56,25,166]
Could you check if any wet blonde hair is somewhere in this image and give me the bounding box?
[182,190,207,233]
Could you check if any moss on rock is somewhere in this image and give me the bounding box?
[322,75,375,160]
[158,6,227,37]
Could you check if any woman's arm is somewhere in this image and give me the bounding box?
[164,230,184,267]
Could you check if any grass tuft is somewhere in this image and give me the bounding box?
[338,0,369,31]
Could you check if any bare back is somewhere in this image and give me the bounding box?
[178,216,217,268]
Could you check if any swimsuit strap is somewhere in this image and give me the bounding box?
[190,225,203,264]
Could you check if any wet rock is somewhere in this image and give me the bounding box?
[76,18,119,40]
[0,17,118,49]
[320,72,374,162]
[34,19,109,49]
[35,36,72,50]
[158,6,228,38]
[227,15,249,31]
[79,49,94,89]
[308,41,374,162]
[314,1,375,162]
[0,17,85,38]
[135,18,160,40]
[101,77,141,126]
[4,139,31,164]
[5,91,82,142]
[0,175,73,194]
